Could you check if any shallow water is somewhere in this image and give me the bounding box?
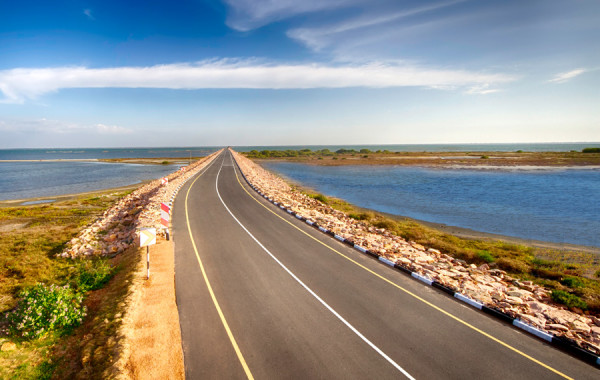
[0,161,179,200]
[263,162,600,248]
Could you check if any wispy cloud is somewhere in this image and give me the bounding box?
[0,59,516,103]
[0,118,132,134]
[223,0,359,31]
[548,68,586,83]
[288,0,464,51]
[83,9,95,20]
[465,83,500,95]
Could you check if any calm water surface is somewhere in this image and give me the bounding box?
[263,162,600,248]
[0,161,178,200]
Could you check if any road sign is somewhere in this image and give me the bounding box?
[139,228,156,247]
[160,203,170,227]
[161,177,168,186]
[180,166,187,172]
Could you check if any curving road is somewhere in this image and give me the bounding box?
[173,150,598,379]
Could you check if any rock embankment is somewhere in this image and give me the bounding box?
[60,150,221,259]
[231,149,600,356]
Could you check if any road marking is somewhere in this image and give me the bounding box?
[185,154,255,380]
[216,160,415,379]
[229,154,574,380]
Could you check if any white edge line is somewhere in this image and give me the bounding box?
[216,161,415,380]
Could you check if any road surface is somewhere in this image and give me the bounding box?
[173,150,598,379]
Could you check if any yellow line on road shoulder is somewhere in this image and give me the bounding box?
[184,158,254,380]
[230,160,572,380]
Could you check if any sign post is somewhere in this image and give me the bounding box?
[139,228,156,280]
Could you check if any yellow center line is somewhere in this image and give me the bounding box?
[230,156,573,380]
[184,155,255,380]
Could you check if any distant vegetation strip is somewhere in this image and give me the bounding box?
[244,148,389,158]
[244,147,600,158]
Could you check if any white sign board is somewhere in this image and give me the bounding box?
[139,228,156,247]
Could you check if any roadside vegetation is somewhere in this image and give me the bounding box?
[300,188,600,313]
[0,191,139,379]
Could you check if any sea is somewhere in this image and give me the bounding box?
[262,162,600,248]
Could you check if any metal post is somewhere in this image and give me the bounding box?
[165,228,170,241]
[146,245,150,280]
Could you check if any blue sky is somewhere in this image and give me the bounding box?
[0,0,598,148]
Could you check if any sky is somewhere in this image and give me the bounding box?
[0,0,599,148]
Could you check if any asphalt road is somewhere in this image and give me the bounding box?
[173,150,598,379]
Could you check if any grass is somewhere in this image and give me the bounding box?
[0,190,135,378]
[299,188,600,312]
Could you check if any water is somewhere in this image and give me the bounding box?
[0,161,180,200]
[0,147,223,200]
[234,142,600,153]
[263,162,600,248]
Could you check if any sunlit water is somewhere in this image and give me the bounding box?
[263,162,600,248]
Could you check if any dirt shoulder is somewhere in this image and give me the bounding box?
[118,240,184,379]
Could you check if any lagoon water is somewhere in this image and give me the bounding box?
[0,147,221,200]
[0,161,179,200]
[263,162,600,248]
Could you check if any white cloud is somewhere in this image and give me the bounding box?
[223,0,359,31]
[95,123,132,134]
[548,68,586,83]
[466,83,500,95]
[83,9,94,20]
[0,118,132,135]
[288,0,464,51]
[0,59,516,102]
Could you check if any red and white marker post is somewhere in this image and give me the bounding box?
[161,202,171,240]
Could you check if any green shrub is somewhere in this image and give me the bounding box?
[480,155,489,159]
[348,212,372,221]
[561,276,585,288]
[7,284,86,339]
[75,258,114,292]
[161,160,170,165]
[477,250,495,263]
[582,147,600,153]
[309,194,329,204]
[551,289,588,310]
